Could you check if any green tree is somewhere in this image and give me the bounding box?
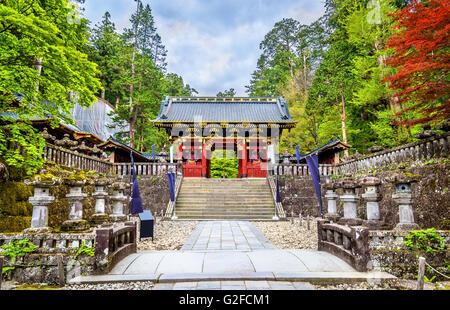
[216,88,236,97]
[0,0,101,175]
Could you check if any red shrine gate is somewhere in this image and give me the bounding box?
[178,137,268,178]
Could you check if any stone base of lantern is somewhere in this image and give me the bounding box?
[90,213,111,225]
[110,214,127,222]
[61,219,90,232]
[363,219,388,230]
[338,217,363,226]
[23,226,52,234]
[394,222,420,231]
[324,213,340,222]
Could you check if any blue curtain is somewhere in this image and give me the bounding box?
[295,146,300,164]
[130,152,143,214]
[305,154,323,215]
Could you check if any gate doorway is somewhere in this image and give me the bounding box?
[180,137,268,178]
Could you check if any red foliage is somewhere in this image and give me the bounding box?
[383,0,450,126]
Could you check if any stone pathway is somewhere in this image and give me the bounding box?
[69,220,396,288]
[180,221,275,251]
[152,280,314,290]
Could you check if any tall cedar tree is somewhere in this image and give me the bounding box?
[383,0,450,126]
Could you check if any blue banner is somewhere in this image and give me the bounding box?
[276,175,281,203]
[295,146,300,164]
[305,154,323,215]
[130,152,143,214]
[167,172,175,202]
[152,145,156,161]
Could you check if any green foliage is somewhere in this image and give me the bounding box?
[73,240,95,260]
[0,0,101,175]
[68,240,94,269]
[403,228,446,253]
[1,238,37,268]
[216,88,236,97]
[210,150,238,179]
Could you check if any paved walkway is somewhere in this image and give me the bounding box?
[181,221,275,251]
[69,221,396,288]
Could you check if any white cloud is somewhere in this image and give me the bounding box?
[84,0,326,96]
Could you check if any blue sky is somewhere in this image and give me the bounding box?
[82,0,326,96]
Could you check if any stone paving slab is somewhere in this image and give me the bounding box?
[150,280,316,290]
[180,221,275,251]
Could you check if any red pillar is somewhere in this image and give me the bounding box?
[201,141,207,178]
[178,141,183,161]
[241,139,247,178]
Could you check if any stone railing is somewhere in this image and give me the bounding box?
[266,176,286,219]
[113,162,182,176]
[0,222,138,283]
[272,164,335,177]
[43,143,112,174]
[0,232,95,254]
[317,219,370,272]
[0,232,96,284]
[335,132,450,175]
[165,175,183,219]
[94,221,137,274]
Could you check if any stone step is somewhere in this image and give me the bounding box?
[175,210,275,215]
[176,202,274,207]
[177,204,275,210]
[180,187,268,194]
[178,193,273,197]
[175,208,274,212]
[175,214,275,220]
[177,196,273,201]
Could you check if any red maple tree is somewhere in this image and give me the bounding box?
[383,0,450,126]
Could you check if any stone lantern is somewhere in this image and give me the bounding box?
[359,175,385,229]
[61,179,89,231]
[324,176,340,222]
[24,175,59,233]
[90,178,111,225]
[337,173,363,226]
[391,173,419,231]
[110,180,128,222]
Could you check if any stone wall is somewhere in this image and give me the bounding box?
[136,175,170,216]
[277,176,325,217]
[277,161,449,229]
[0,232,95,284]
[368,229,450,280]
[332,162,450,229]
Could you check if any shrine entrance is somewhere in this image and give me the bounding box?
[179,137,268,178]
[153,97,297,179]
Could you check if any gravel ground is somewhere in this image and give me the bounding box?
[252,218,318,250]
[137,218,199,251]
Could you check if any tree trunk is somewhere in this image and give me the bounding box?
[339,83,349,158]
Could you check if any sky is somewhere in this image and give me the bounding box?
[82,0,326,96]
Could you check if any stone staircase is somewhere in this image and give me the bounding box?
[173,178,277,220]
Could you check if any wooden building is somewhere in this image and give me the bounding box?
[153,96,297,178]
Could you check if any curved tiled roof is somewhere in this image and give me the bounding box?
[154,97,296,124]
